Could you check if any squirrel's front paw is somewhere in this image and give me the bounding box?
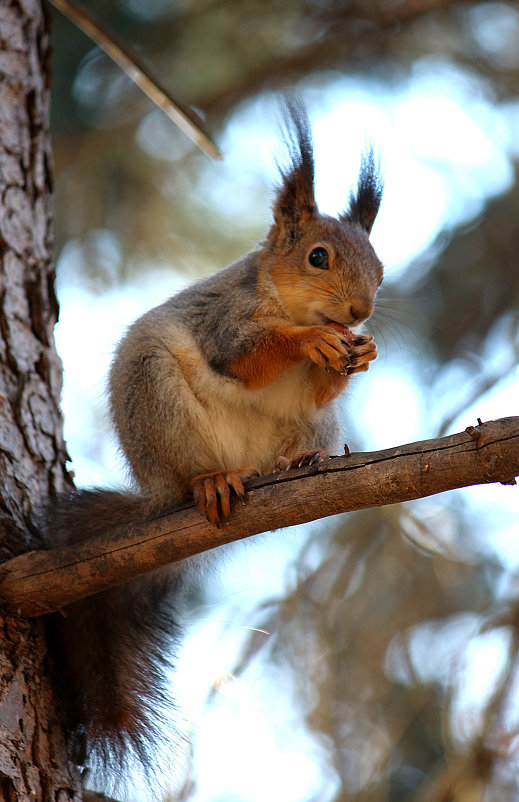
[345,333,378,375]
[303,326,352,373]
[190,465,260,524]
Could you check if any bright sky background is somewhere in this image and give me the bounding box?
[55,65,519,801]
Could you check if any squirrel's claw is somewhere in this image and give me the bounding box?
[214,473,231,519]
[273,455,290,472]
[345,335,378,375]
[191,477,220,524]
[190,465,260,523]
[273,449,331,473]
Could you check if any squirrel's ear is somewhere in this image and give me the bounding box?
[341,146,383,235]
[272,98,317,240]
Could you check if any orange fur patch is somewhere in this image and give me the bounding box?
[229,325,350,407]
[229,327,307,388]
[270,261,320,323]
[310,366,350,407]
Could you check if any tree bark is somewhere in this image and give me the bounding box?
[1,416,517,618]
[0,1,80,798]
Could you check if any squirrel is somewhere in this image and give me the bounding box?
[44,98,383,786]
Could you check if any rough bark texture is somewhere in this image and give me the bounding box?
[0,0,79,798]
[1,417,517,618]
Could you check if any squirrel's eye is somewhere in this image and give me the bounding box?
[308,247,329,269]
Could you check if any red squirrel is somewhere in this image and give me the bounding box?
[45,98,383,784]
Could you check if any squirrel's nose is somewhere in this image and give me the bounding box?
[350,299,373,323]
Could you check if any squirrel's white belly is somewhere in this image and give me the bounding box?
[189,355,320,474]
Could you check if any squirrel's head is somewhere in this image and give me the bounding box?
[264,98,384,329]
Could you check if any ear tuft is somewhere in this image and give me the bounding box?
[341,146,383,235]
[273,97,317,239]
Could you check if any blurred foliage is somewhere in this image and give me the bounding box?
[227,505,519,801]
[51,0,519,285]
[411,175,519,361]
[49,0,519,800]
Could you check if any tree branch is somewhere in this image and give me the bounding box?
[0,417,517,618]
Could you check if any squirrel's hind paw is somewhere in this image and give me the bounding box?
[190,465,260,524]
[273,450,331,473]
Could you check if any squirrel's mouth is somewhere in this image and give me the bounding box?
[320,316,349,333]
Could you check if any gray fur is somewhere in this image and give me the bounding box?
[163,252,262,371]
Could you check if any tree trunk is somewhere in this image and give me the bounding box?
[0,0,80,798]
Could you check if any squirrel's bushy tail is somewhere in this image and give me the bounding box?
[43,489,184,777]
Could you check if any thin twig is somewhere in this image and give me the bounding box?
[438,329,519,437]
[48,0,222,159]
